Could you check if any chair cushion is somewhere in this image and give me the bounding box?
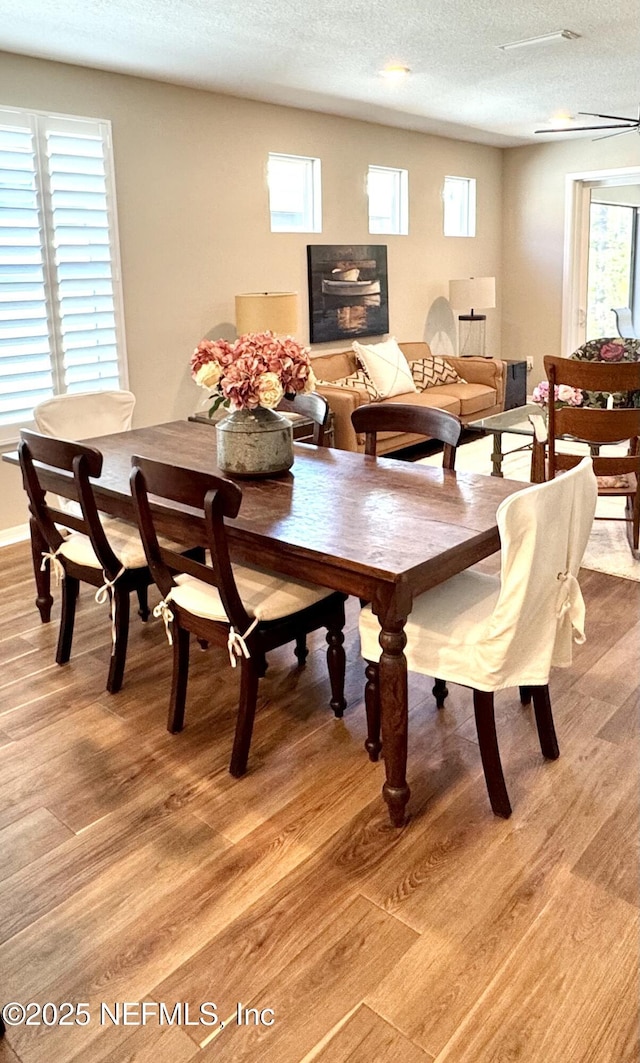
[352,337,417,399]
[58,519,184,571]
[171,565,335,623]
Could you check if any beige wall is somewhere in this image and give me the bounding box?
[501,138,640,384]
[0,50,504,534]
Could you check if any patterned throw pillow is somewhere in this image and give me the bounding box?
[316,369,380,401]
[410,356,465,391]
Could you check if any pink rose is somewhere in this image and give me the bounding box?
[599,341,625,362]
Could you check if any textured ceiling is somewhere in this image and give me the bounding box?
[0,0,638,146]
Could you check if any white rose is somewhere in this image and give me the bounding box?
[257,372,284,409]
[303,367,317,394]
[195,362,222,389]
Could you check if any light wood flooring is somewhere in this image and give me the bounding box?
[0,540,638,1063]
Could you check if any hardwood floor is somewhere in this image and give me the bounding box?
[0,541,638,1062]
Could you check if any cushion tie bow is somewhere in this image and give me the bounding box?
[95,566,127,652]
[227,617,259,667]
[40,548,65,586]
[153,592,176,645]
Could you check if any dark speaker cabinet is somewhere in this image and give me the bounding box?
[502,359,527,410]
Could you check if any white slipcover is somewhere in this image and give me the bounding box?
[359,458,597,691]
[34,390,136,438]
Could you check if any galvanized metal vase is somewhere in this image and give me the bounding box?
[215,406,294,478]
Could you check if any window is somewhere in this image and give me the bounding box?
[367,165,408,235]
[587,200,638,338]
[0,105,126,443]
[443,176,476,237]
[267,153,321,233]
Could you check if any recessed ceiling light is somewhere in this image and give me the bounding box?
[548,113,575,127]
[498,29,580,51]
[380,63,411,79]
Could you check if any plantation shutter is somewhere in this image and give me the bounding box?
[0,106,126,443]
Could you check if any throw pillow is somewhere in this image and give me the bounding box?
[316,369,380,401]
[411,356,466,391]
[352,337,417,399]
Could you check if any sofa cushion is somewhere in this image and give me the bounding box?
[411,355,465,390]
[384,389,461,415]
[316,368,380,401]
[432,382,497,416]
[353,337,417,399]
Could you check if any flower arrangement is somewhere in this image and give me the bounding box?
[531,381,584,408]
[191,331,317,416]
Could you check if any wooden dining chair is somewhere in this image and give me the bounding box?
[277,391,332,446]
[351,403,462,466]
[544,355,640,557]
[130,455,347,777]
[19,430,154,693]
[359,459,597,818]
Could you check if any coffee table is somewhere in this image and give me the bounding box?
[467,403,546,481]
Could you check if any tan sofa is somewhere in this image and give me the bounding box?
[312,341,505,454]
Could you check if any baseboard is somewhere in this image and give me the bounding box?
[0,523,29,547]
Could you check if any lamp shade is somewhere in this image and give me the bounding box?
[449,277,496,313]
[235,292,298,336]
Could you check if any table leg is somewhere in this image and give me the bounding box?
[377,614,410,827]
[490,433,504,477]
[29,516,53,623]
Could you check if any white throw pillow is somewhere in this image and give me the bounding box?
[352,338,417,399]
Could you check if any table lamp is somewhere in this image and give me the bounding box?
[448,277,496,357]
[235,292,298,336]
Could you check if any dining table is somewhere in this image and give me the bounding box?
[5,419,522,826]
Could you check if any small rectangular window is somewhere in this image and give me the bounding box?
[368,165,408,235]
[443,176,476,237]
[268,153,321,233]
[0,104,127,443]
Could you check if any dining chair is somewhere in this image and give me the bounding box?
[359,458,598,818]
[544,355,640,557]
[129,455,348,777]
[351,403,462,466]
[34,389,136,438]
[277,391,332,446]
[19,430,154,693]
[33,389,137,519]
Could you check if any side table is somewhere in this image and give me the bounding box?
[500,359,527,411]
[188,410,335,447]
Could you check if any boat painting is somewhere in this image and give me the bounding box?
[307,244,389,343]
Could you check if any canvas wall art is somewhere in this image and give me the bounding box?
[307,244,389,344]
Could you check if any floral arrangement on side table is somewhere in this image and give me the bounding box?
[531,381,584,409]
[191,331,317,416]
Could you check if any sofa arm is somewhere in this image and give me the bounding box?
[315,384,366,451]
[447,356,506,410]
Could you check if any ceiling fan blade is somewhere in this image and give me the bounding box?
[578,110,636,122]
[535,124,638,133]
[592,127,638,141]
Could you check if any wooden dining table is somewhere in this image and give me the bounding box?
[6,419,522,826]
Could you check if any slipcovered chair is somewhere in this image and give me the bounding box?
[359,458,597,818]
[33,389,137,517]
[130,455,347,777]
[19,430,154,694]
[34,389,136,437]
